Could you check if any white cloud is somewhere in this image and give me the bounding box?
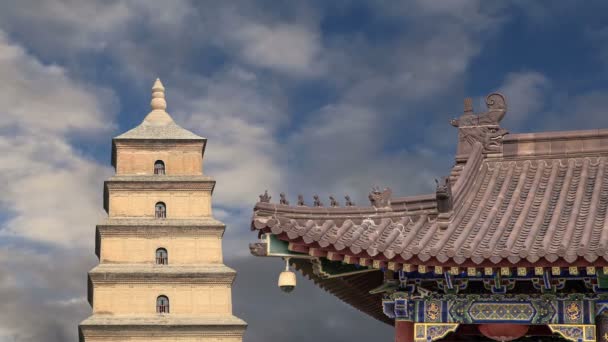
[0,137,110,245]
[375,0,505,34]
[0,0,131,53]
[0,31,113,246]
[277,0,507,202]
[0,33,113,134]
[0,0,326,79]
[286,103,443,203]
[229,22,324,77]
[170,67,287,208]
[496,71,550,128]
[0,246,95,342]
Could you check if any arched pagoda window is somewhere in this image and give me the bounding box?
[156,248,168,265]
[156,295,169,313]
[155,202,166,219]
[154,160,165,175]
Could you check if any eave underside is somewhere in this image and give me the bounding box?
[290,259,391,325]
[88,264,236,284]
[79,314,247,339]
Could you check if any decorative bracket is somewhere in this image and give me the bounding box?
[548,324,596,342]
[383,296,414,320]
[532,271,566,293]
[414,323,459,342]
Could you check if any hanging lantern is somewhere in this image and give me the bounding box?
[478,324,529,341]
[278,257,296,293]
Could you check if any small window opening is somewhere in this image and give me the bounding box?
[156,248,168,265]
[154,160,165,175]
[155,202,166,219]
[156,295,169,313]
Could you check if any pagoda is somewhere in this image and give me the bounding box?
[250,93,608,342]
[79,79,246,341]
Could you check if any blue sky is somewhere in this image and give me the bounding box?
[1,1,608,341]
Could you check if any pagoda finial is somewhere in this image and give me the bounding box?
[142,78,174,126]
[151,78,167,111]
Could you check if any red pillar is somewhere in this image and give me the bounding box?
[395,320,414,342]
[597,313,608,342]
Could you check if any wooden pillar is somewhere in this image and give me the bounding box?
[395,320,414,342]
[597,313,608,342]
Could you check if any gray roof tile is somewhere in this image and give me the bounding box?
[114,119,204,140]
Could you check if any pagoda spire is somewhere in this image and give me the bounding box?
[143,78,174,126]
[151,78,166,111]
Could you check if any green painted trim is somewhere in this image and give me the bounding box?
[262,234,313,258]
[598,269,608,289]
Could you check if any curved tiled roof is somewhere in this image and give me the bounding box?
[252,129,608,268]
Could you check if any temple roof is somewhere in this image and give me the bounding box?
[114,79,205,141]
[251,93,608,268]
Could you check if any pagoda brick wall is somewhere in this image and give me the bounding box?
[92,285,232,315]
[114,142,203,175]
[99,235,223,264]
[107,190,212,218]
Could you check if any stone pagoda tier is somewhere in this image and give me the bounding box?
[79,79,246,342]
[249,93,608,342]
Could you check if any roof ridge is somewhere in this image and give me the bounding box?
[452,142,484,204]
[503,128,608,158]
[506,128,608,142]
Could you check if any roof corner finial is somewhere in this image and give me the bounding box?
[463,97,473,115]
[151,78,167,111]
[259,190,271,203]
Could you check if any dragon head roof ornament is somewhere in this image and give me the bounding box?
[435,176,453,214]
[259,190,271,203]
[279,193,289,205]
[369,186,392,208]
[329,195,339,207]
[344,195,354,207]
[313,195,323,207]
[451,93,508,157]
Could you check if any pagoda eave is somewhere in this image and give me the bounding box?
[79,315,246,340]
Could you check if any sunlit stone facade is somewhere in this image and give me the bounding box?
[79,79,246,342]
